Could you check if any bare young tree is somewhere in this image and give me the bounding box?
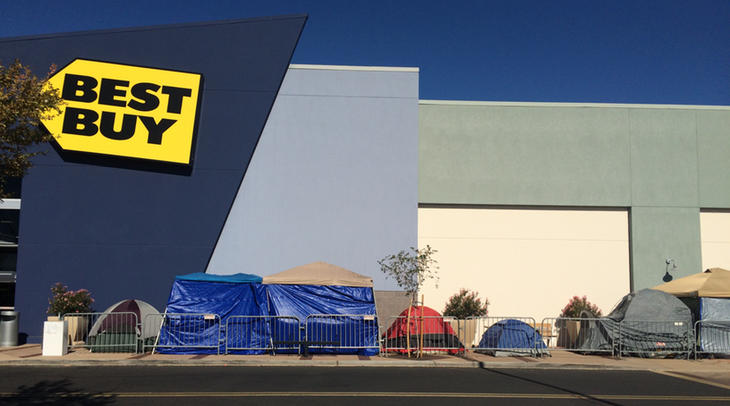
[378,245,439,357]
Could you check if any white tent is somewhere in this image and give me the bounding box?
[262,262,373,287]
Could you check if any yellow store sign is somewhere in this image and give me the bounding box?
[42,59,202,165]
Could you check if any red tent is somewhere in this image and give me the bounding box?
[383,306,463,354]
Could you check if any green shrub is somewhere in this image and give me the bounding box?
[47,283,94,315]
[443,289,488,318]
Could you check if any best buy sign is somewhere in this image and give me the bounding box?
[42,59,202,165]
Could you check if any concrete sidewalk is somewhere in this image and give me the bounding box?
[1,344,728,372]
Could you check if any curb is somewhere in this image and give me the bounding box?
[0,358,649,370]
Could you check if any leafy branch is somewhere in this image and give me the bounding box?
[377,245,439,296]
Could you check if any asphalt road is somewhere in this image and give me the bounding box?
[1,366,728,405]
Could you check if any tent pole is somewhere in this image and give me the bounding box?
[419,294,425,359]
[151,307,168,355]
[406,298,411,358]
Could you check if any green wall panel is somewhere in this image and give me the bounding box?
[697,110,730,208]
[419,104,632,206]
[629,109,698,207]
[630,206,702,290]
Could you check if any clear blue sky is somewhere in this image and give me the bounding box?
[1,0,728,105]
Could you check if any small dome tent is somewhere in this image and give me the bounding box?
[383,306,464,354]
[88,299,160,352]
[476,319,548,357]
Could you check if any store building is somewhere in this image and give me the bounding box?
[0,16,728,340]
[418,101,730,321]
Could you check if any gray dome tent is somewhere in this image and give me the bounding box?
[576,289,692,357]
[88,299,160,352]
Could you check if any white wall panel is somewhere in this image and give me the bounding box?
[700,212,730,270]
[418,208,630,324]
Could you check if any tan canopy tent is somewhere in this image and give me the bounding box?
[652,268,730,298]
[262,262,373,287]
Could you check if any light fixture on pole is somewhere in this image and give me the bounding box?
[663,258,677,282]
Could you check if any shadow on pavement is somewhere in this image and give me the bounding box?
[478,363,621,406]
[2,379,116,405]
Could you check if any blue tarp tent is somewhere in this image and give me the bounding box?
[476,319,548,356]
[698,298,730,354]
[263,262,379,355]
[156,264,378,355]
[653,268,730,355]
[156,273,266,354]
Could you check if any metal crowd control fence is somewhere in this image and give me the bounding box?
[381,315,465,355]
[618,320,692,359]
[541,317,617,355]
[469,317,540,357]
[143,313,221,354]
[305,314,379,353]
[225,315,302,354]
[694,320,730,359]
[62,312,139,353]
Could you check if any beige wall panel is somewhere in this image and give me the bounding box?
[418,208,630,325]
[700,212,730,270]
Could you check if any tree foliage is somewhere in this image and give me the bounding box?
[377,245,439,296]
[443,288,489,318]
[0,60,63,196]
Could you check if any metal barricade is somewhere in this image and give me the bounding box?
[618,320,692,359]
[143,313,221,354]
[448,318,474,349]
[469,317,540,357]
[694,320,730,359]
[62,312,139,353]
[541,317,617,356]
[305,314,379,353]
[381,315,464,355]
[225,315,302,354]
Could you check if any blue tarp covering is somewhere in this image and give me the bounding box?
[266,284,379,355]
[175,272,263,283]
[478,319,547,355]
[698,298,730,354]
[157,275,379,355]
[157,277,267,354]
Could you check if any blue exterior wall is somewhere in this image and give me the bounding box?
[0,16,306,340]
[207,66,419,289]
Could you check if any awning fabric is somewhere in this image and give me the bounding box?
[653,268,730,298]
[175,272,263,284]
[262,262,373,287]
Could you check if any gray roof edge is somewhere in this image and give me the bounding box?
[419,99,730,111]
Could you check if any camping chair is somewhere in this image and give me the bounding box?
[531,322,556,347]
